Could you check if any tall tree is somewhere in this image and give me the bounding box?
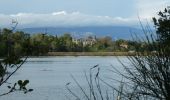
[116,7,170,100]
[0,25,33,96]
[153,7,170,54]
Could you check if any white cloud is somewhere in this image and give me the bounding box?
[0,11,140,28]
[52,11,67,15]
[135,0,170,19]
[1,0,169,28]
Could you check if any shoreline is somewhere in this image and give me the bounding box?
[0,52,136,58]
[45,52,135,56]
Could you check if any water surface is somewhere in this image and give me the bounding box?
[1,56,129,100]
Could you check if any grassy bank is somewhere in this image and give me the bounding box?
[47,52,135,56]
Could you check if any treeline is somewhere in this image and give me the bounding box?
[0,28,151,56]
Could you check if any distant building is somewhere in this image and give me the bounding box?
[72,38,83,44]
[120,44,128,49]
[72,36,96,46]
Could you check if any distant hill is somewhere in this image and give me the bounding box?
[19,26,144,40]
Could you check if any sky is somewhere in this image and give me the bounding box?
[0,0,169,28]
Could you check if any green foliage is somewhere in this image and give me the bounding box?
[3,80,33,95]
[112,7,170,100]
[0,64,5,77]
[17,80,33,94]
[0,29,148,57]
[152,7,170,55]
[0,28,33,96]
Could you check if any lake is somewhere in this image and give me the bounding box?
[1,56,129,100]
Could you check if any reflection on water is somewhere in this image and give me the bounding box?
[1,56,129,100]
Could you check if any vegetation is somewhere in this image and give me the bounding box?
[67,7,170,100]
[113,7,170,100]
[48,52,135,56]
[153,7,170,55]
[0,22,33,96]
[0,30,148,56]
[1,5,169,100]
[66,66,117,100]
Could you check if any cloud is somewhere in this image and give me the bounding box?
[0,11,140,28]
[52,11,67,15]
[0,0,170,27]
[135,0,170,19]
[1,0,169,28]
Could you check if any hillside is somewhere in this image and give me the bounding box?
[20,26,144,39]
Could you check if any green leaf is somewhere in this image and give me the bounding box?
[28,89,33,92]
[7,86,11,89]
[18,80,23,86]
[22,87,27,90]
[23,80,29,86]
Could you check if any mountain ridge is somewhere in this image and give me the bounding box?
[19,26,144,39]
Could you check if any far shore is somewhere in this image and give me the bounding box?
[45,52,135,56]
[0,52,136,59]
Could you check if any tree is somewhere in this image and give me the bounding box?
[67,7,170,100]
[112,7,170,100]
[0,23,33,96]
[153,7,170,55]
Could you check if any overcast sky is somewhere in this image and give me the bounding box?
[0,0,169,28]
